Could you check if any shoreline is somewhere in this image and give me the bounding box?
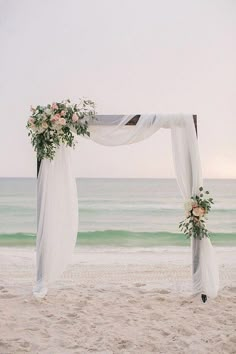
[0,231,235,248]
[0,245,235,283]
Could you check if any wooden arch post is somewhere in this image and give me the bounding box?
[36,114,206,302]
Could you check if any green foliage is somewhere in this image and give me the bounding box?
[179,187,214,240]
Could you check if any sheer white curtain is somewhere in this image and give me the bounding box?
[34,114,219,298]
[171,117,219,298]
[33,145,78,298]
[88,114,185,145]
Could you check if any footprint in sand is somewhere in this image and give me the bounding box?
[25,327,39,332]
[135,283,146,287]
[229,335,236,343]
[160,330,170,336]
[41,329,50,338]
[0,293,16,299]
[180,300,190,306]
[14,339,31,350]
[45,313,54,318]
[143,304,152,309]
[67,313,78,318]
[56,318,71,325]
[117,339,132,349]
[157,289,170,294]
[86,295,93,300]
[68,343,80,350]
[229,287,236,293]
[128,299,137,304]
[154,296,165,301]
[178,327,192,336]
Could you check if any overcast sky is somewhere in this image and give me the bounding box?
[0,0,235,178]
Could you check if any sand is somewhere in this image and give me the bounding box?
[0,246,236,354]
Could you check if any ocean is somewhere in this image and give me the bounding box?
[0,178,235,247]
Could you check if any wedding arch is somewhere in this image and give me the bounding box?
[31,112,219,300]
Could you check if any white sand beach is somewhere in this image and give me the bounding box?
[0,246,236,354]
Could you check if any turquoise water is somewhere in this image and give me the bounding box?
[0,178,235,247]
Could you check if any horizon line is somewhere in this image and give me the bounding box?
[0,177,236,180]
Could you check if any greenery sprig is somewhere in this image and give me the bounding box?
[179,187,214,239]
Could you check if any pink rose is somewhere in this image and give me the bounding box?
[60,110,66,116]
[28,117,34,124]
[31,123,36,131]
[72,113,78,122]
[51,114,60,122]
[51,102,58,110]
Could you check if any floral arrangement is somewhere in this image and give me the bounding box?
[27,99,95,160]
[179,187,214,239]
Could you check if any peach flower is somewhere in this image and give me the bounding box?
[42,122,48,130]
[28,117,36,131]
[193,207,205,217]
[58,117,66,125]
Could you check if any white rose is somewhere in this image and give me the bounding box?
[54,124,62,131]
[42,113,47,120]
[45,108,52,116]
[37,127,45,134]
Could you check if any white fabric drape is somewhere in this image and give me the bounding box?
[88,114,185,145]
[35,114,219,298]
[170,117,219,298]
[34,145,78,298]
